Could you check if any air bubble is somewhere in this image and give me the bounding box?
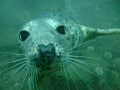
[87,46,94,51]
[95,67,103,76]
[104,52,112,60]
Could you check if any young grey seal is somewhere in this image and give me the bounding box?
[0,0,120,90]
[18,6,120,90]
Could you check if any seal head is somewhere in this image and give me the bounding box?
[18,15,75,70]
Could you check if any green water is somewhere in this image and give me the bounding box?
[0,0,120,90]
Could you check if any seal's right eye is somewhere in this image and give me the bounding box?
[19,31,30,41]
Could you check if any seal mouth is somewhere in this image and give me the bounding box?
[31,43,58,69]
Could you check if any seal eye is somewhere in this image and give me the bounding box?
[19,31,30,41]
[56,25,66,35]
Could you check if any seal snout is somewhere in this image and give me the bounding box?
[38,43,56,59]
[31,43,56,68]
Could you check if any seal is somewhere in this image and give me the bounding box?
[0,0,120,90]
[18,10,120,90]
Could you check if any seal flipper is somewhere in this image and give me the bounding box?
[80,25,120,41]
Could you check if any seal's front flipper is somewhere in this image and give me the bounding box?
[80,25,120,41]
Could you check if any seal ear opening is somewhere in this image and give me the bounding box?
[19,30,30,41]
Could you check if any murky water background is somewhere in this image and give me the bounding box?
[0,0,120,90]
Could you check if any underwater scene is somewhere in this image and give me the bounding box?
[0,0,120,90]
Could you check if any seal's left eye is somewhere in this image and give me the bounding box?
[19,31,30,41]
[56,25,66,35]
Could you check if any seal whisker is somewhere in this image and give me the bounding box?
[50,0,55,14]
[70,57,118,78]
[69,57,96,69]
[28,66,39,90]
[69,57,86,64]
[68,49,94,54]
[67,40,96,51]
[71,61,106,83]
[0,58,27,65]
[31,68,35,90]
[28,66,33,90]
[0,52,25,56]
[69,57,97,72]
[34,68,40,90]
[16,64,28,78]
[66,64,80,90]
[69,57,119,88]
[68,63,94,90]
[70,64,92,90]
[69,55,103,61]
[0,61,26,74]
[14,16,27,23]
[1,63,26,87]
[32,68,36,90]
[63,65,70,90]
[34,68,39,90]
[77,58,117,76]
[17,0,30,20]
[55,2,69,18]
[19,66,30,90]
[6,13,27,23]
[34,70,38,90]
